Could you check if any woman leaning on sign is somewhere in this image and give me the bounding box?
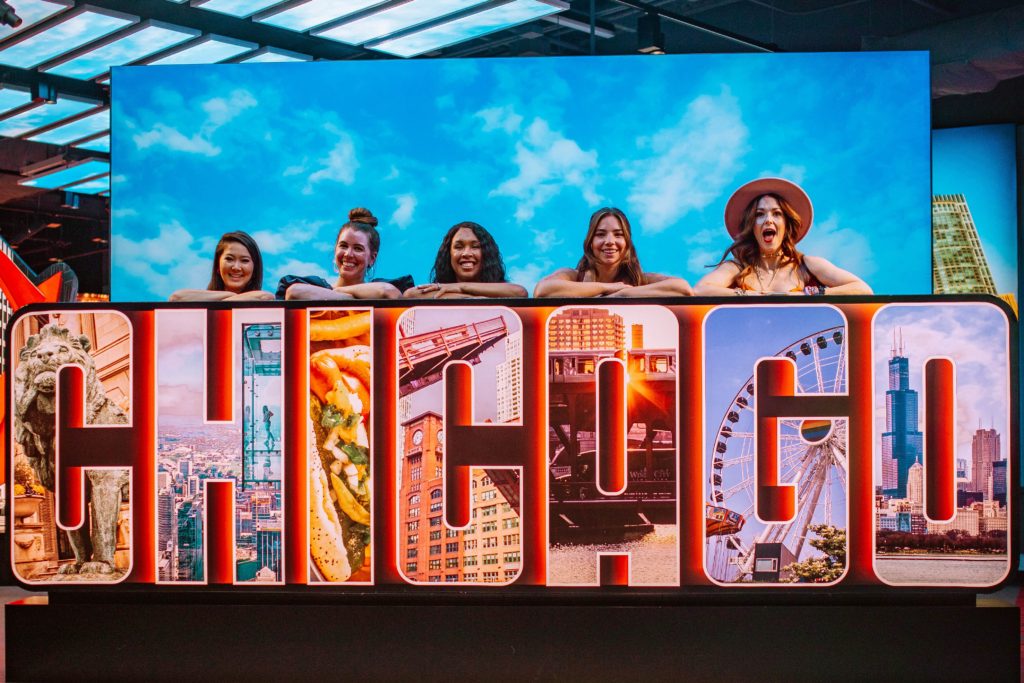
[694,178,872,296]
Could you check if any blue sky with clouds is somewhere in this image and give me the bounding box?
[110,52,930,300]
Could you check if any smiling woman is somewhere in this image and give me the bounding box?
[403,221,527,299]
[279,208,402,300]
[694,178,872,296]
[168,231,274,301]
[534,207,693,298]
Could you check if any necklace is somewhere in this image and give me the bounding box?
[754,263,779,292]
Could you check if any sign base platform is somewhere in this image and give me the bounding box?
[6,597,1019,681]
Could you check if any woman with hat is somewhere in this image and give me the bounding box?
[694,178,871,296]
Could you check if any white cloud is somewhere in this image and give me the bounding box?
[111,207,138,219]
[686,247,719,273]
[625,88,749,234]
[476,105,522,134]
[132,88,257,158]
[303,124,358,193]
[531,227,564,254]
[282,164,305,176]
[251,219,328,255]
[799,213,877,282]
[490,117,600,222]
[201,89,257,130]
[133,123,221,157]
[507,260,552,295]
[756,163,806,185]
[391,194,417,229]
[112,220,209,298]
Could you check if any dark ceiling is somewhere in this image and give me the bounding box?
[0,0,1021,296]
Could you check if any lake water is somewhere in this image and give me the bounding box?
[875,555,1009,585]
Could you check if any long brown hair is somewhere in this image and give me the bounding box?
[575,207,644,286]
[715,193,808,283]
[207,231,263,292]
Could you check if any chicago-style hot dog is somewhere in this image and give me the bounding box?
[308,344,371,581]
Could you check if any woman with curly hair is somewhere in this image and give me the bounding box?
[694,178,871,296]
[403,221,526,299]
[534,207,692,298]
[170,230,274,301]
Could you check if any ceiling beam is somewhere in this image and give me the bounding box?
[612,0,778,52]
[75,0,378,60]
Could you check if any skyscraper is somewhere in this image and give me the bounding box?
[906,458,924,507]
[971,427,1000,497]
[932,194,997,294]
[496,330,522,424]
[881,335,922,498]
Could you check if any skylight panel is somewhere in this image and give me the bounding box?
[44,23,199,79]
[27,109,108,145]
[74,134,110,152]
[196,0,288,17]
[62,174,110,194]
[370,1,564,57]
[314,0,492,45]
[0,87,31,114]
[239,47,312,62]
[0,9,136,68]
[258,0,386,32]
[21,159,110,189]
[0,98,96,137]
[0,0,70,40]
[146,35,257,65]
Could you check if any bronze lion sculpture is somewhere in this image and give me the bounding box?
[13,323,129,576]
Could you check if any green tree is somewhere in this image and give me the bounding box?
[783,525,846,583]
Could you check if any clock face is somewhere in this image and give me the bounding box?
[436,429,444,443]
[412,429,423,446]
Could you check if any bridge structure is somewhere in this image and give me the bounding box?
[398,316,508,397]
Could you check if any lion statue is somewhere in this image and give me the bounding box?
[13,323,129,576]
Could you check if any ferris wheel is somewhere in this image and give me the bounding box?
[705,326,849,583]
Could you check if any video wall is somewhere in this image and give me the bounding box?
[109,52,932,299]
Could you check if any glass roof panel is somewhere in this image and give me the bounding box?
[258,0,386,32]
[74,134,110,153]
[0,0,70,41]
[314,0,491,45]
[0,87,31,113]
[371,1,562,57]
[61,174,110,194]
[0,10,135,68]
[45,24,198,79]
[22,159,110,189]
[27,109,108,145]
[239,47,311,63]
[146,35,257,65]
[197,0,288,17]
[0,98,96,137]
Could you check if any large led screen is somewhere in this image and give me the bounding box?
[110,52,931,300]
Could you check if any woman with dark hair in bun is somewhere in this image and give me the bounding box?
[534,207,692,298]
[279,207,401,300]
[404,221,527,299]
[170,230,274,301]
